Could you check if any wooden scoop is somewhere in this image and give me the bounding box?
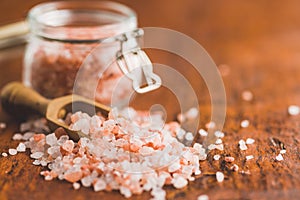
[1,82,110,141]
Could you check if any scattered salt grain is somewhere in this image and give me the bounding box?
[224,156,235,162]
[213,154,221,160]
[73,182,81,190]
[240,120,249,128]
[205,121,216,129]
[33,160,41,165]
[215,138,222,144]
[242,90,253,101]
[288,105,300,116]
[8,148,18,156]
[197,194,209,200]
[246,155,254,161]
[16,143,26,152]
[214,131,224,138]
[185,132,194,141]
[12,133,23,140]
[280,149,286,154]
[185,107,199,120]
[0,122,6,131]
[198,129,208,136]
[30,152,44,159]
[1,152,8,157]
[239,140,248,150]
[246,138,255,145]
[230,164,239,172]
[276,154,284,161]
[216,171,224,182]
[172,176,188,189]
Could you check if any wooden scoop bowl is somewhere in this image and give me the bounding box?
[1,82,110,141]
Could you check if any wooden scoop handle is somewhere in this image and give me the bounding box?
[1,82,50,118]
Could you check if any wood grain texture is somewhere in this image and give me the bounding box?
[1,0,300,199]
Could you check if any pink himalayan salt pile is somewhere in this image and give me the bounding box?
[14,107,207,199]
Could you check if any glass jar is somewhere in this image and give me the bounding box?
[23,1,160,105]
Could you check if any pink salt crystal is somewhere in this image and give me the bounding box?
[1,152,8,157]
[16,143,26,152]
[12,133,23,140]
[93,179,106,192]
[73,182,81,190]
[224,156,235,162]
[198,194,209,200]
[61,140,74,153]
[242,90,253,101]
[216,171,224,182]
[64,170,83,183]
[30,152,44,159]
[8,148,17,156]
[172,175,188,189]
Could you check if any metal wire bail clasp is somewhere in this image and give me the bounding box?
[116,29,161,93]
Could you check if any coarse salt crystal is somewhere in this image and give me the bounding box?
[214,131,224,138]
[239,140,248,150]
[8,148,17,156]
[231,164,239,172]
[30,152,44,159]
[185,107,199,120]
[288,105,300,116]
[73,182,81,190]
[224,156,235,162]
[276,154,284,161]
[213,154,221,160]
[206,121,216,129]
[16,143,26,152]
[216,171,224,182]
[46,133,58,146]
[198,129,208,136]
[242,90,253,101]
[33,160,40,165]
[246,155,254,161]
[1,152,8,157]
[93,179,106,192]
[280,149,286,154]
[215,138,222,144]
[185,132,194,141]
[197,194,209,200]
[246,138,255,145]
[240,120,249,128]
[172,176,188,189]
[12,133,23,140]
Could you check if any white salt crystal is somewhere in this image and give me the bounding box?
[213,154,221,160]
[240,120,249,128]
[168,161,181,173]
[12,133,23,140]
[30,152,44,159]
[172,176,188,189]
[33,160,40,165]
[280,149,286,154]
[73,182,81,190]
[216,171,224,182]
[215,138,222,144]
[93,179,106,192]
[214,131,224,138]
[239,140,248,150]
[44,175,53,181]
[198,129,208,136]
[288,105,300,116]
[246,155,254,161]
[205,121,216,129]
[120,186,132,198]
[1,152,8,157]
[16,143,26,152]
[246,138,255,145]
[81,175,93,187]
[46,133,58,146]
[22,132,34,140]
[185,107,199,120]
[242,90,253,101]
[198,194,209,200]
[185,132,194,141]
[0,122,6,130]
[8,148,17,156]
[276,154,284,161]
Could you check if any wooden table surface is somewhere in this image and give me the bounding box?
[1,0,300,199]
